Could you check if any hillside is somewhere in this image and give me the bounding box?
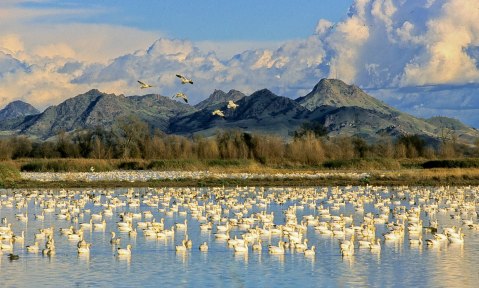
[19,89,195,138]
[0,79,478,143]
[170,89,309,137]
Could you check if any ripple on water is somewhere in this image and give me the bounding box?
[0,186,479,287]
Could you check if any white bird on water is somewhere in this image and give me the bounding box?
[173,92,188,103]
[212,109,225,118]
[176,74,193,84]
[137,80,154,89]
[227,100,238,110]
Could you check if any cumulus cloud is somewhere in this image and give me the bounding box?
[400,0,479,85]
[1,0,479,128]
[0,34,24,55]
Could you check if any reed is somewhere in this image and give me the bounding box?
[0,162,21,187]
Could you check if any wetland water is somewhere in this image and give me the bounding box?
[0,183,478,287]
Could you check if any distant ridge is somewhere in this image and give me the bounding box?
[1,79,478,143]
[18,89,195,138]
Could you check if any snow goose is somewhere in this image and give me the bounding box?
[212,109,225,118]
[173,92,188,103]
[117,244,132,256]
[176,74,193,84]
[138,80,154,89]
[304,246,316,257]
[227,100,238,110]
[199,242,208,252]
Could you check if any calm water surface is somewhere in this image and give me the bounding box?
[0,186,478,287]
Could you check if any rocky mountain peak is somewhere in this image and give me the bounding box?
[194,89,246,110]
[0,100,40,121]
[296,78,394,114]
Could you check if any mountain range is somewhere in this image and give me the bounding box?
[1,79,478,144]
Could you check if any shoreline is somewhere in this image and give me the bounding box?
[5,173,479,188]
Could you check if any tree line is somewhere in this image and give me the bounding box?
[0,116,475,164]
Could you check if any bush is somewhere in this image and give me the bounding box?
[20,159,113,172]
[118,161,146,170]
[147,159,197,170]
[422,159,479,169]
[322,158,401,170]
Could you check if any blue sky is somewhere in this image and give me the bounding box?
[17,0,353,41]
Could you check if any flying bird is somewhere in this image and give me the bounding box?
[227,100,238,110]
[173,92,188,103]
[137,80,154,89]
[212,109,225,118]
[176,74,193,84]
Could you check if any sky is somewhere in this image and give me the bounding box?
[1,0,479,126]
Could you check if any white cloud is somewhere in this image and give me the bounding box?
[400,0,479,85]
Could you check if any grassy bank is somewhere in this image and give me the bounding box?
[13,157,410,172]
[5,171,479,189]
[3,158,479,188]
[0,162,21,187]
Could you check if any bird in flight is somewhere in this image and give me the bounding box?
[137,80,154,89]
[176,74,193,84]
[173,92,188,103]
[227,100,238,110]
[212,109,225,118]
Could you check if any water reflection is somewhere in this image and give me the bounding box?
[0,186,479,287]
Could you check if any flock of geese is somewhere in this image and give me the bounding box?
[137,74,238,118]
[20,170,371,183]
[0,185,477,262]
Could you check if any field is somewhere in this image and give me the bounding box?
[3,158,479,188]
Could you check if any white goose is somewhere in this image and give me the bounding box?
[227,100,238,110]
[117,244,132,256]
[234,241,248,253]
[175,240,187,252]
[77,242,91,254]
[13,231,25,243]
[252,239,262,252]
[448,233,465,244]
[26,242,40,253]
[199,242,209,252]
[426,235,441,246]
[110,232,121,245]
[93,220,107,230]
[173,92,188,103]
[268,241,285,254]
[176,74,193,84]
[212,109,225,118]
[369,239,381,251]
[304,246,316,256]
[138,80,154,89]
